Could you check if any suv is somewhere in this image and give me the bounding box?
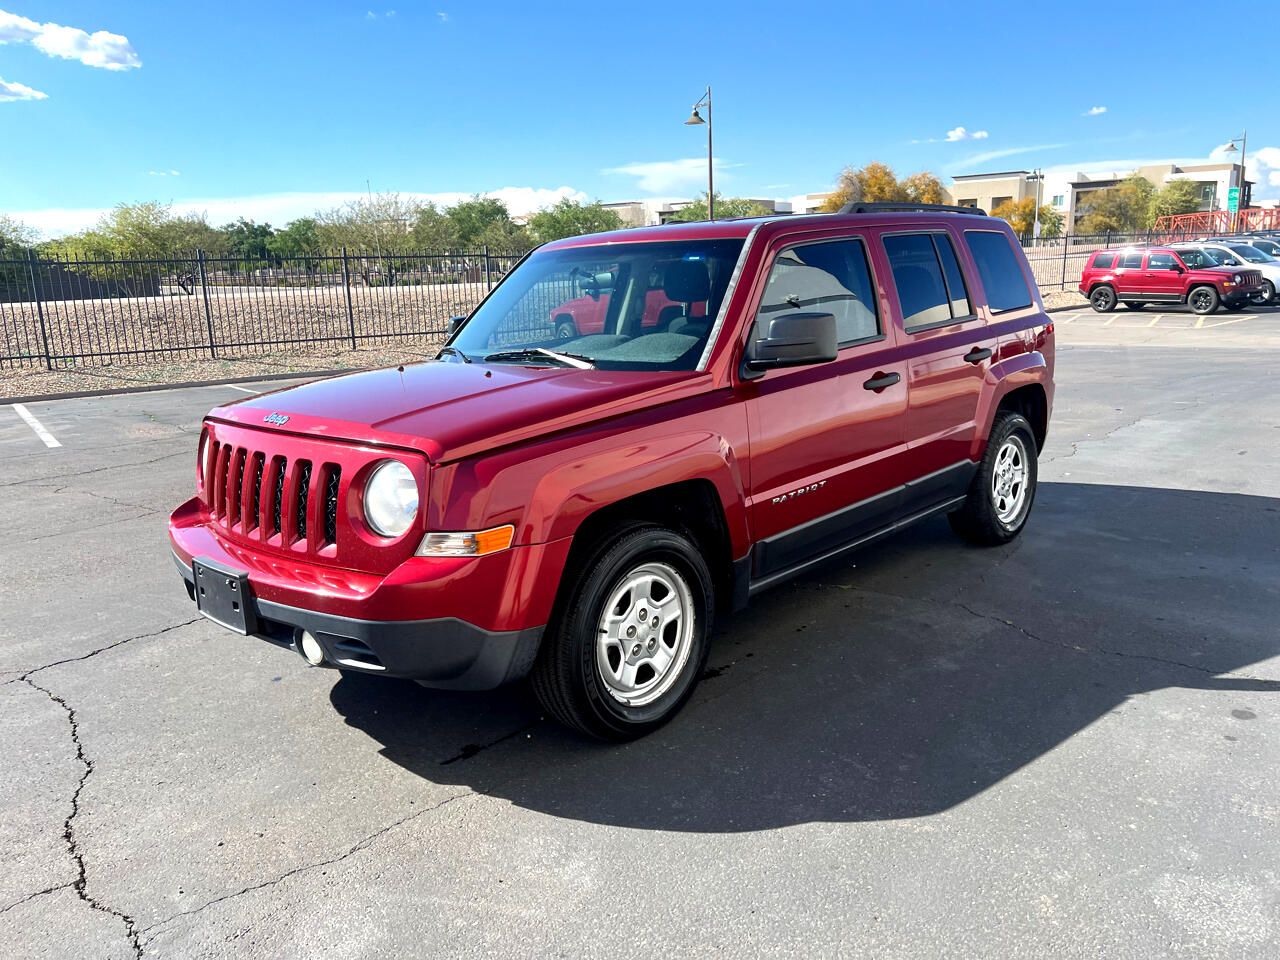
[170,204,1055,740]
[1171,240,1280,305]
[1079,246,1263,313]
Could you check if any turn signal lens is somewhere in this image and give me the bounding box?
[416,525,515,557]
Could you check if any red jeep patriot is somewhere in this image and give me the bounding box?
[170,204,1055,740]
[1078,246,1263,314]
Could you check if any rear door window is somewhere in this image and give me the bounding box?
[756,238,881,346]
[884,233,974,331]
[965,230,1033,312]
[1118,252,1144,269]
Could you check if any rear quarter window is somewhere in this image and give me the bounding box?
[965,231,1033,312]
[1091,252,1116,269]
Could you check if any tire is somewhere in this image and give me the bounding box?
[1089,285,1117,312]
[948,411,1039,546]
[554,317,577,339]
[1188,285,1220,315]
[1250,280,1275,305]
[1122,301,1146,310]
[531,523,714,741]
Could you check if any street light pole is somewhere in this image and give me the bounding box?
[684,87,714,220]
[1224,130,1248,232]
[1031,168,1043,240]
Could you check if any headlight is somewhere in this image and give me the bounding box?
[1234,274,1243,284]
[363,460,419,537]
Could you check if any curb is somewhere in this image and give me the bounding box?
[2,367,356,406]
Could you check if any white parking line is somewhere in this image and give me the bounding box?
[11,403,62,448]
[222,385,259,394]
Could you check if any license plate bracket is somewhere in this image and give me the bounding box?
[192,557,256,635]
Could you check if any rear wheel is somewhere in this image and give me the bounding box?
[1250,280,1275,305]
[1122,301,1146,310]
[531,524,714,740]
[949,411,1039,546]
[1089,285,1116,312]
[1188,285,1220,315]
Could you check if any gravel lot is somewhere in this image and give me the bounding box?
[1,307,1278,958]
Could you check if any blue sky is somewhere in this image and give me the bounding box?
[2,0,1277,236]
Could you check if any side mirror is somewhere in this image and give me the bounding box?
[745,312,838,373]
[1172,264,1185,273]
[447,315,466,336]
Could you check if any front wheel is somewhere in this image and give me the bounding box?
[1188,285,1220,315]
[1250,280,1275,305]
[531,524,714,740]
[949,411,1039,546]
[554,317,577,339]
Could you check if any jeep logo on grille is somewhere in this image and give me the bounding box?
[263,412,290,426]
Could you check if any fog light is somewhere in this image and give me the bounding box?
[299,631,325,666]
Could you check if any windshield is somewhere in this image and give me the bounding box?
[450,239,744,371]
[1227,244,1273,263]
[1250,238,1280,257]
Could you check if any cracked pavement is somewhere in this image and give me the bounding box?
[2,319,1279,959]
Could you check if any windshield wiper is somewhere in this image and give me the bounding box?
[483,347,595,369]
[437,345,472,363]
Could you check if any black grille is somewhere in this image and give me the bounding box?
[271,457,285,534]
[323,466,341,545]
[295,461,312,541]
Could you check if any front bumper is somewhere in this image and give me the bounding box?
[174,553,543,689]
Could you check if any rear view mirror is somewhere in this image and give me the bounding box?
[745,312,838,372]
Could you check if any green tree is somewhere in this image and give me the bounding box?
[526,198,623,243]
[266,218,322,259]
[446,196,527,251]
[409,202,460,249]
[667,192,773,222]
[991,198,1064,239]
[0,214,39,255]
[315,193,419,254]
[222,218,275,261]
[1149,180,1203,221]
[1077,174,1156,234]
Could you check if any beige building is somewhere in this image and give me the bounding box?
[944,161,1252,229]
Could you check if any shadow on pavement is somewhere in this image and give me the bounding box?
[330,482,1280,832]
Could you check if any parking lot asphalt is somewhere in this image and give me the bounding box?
[2,309,1279,959]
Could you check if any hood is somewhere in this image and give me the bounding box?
[212,360,708,463]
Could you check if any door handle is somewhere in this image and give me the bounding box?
[964,347,992,365]
[863,371,901,391]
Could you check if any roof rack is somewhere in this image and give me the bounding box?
[838,201,989,217]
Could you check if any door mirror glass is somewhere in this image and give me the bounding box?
[746,312,838,370]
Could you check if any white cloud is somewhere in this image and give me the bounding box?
[9,186,588,238]
[945,126,989,142]
[147,169,181,177]
[950,143,1067,172]
[1085,106,1107,116]
[604,157,736,194]
[0,75,46,101]
[437,11,449,22]
[0,9,140,71]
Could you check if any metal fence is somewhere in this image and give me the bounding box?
[0,248,524,370]
[1018,231,1159,292]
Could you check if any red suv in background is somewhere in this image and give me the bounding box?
[171,204,1054,740]
[549,262,706,338]
[1079,246,1262,314]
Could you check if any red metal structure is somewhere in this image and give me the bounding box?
[1153,208,1280,239]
